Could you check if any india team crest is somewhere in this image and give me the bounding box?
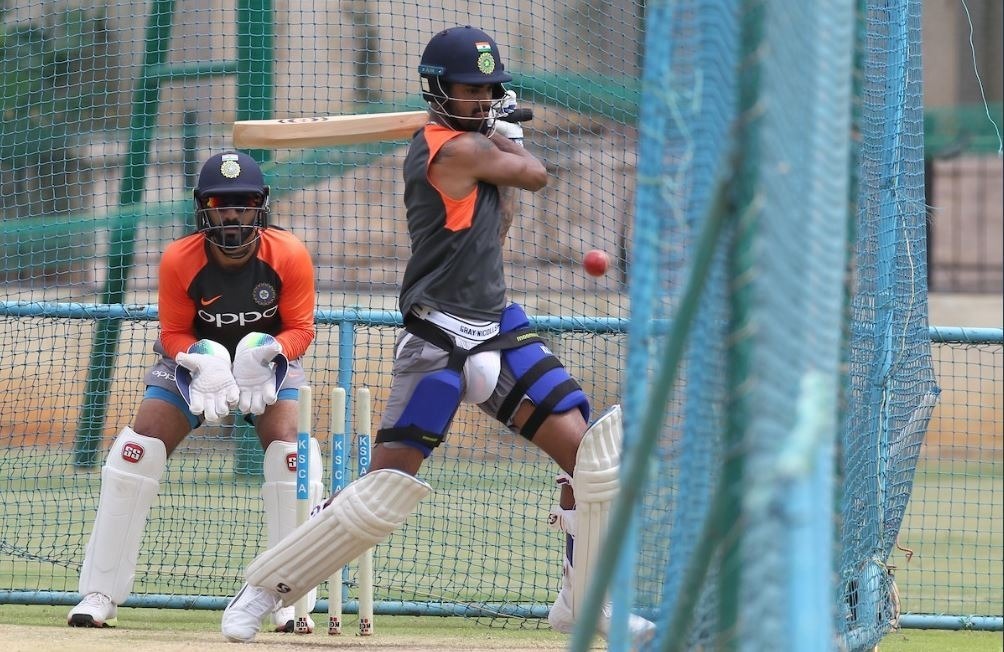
[475,41,495,74]
[253,282,276,306]
[477,53,495,74]
[220,153,241,179]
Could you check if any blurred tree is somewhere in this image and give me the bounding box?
[1,4,116,219]
[0,3,116,282]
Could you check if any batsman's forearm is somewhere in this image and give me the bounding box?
[499,186,519,245]
[489,132,524,154]
[489,133,547,190]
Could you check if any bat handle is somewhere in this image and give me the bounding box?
[499,108,533,123]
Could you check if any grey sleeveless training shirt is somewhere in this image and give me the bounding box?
[399,125,506,321]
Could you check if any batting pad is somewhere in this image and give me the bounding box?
[570,404,623,617]
[246,468,432,606]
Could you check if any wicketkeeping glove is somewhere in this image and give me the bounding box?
[175,340,239,423]
[232,332,288,415]
[490,90,523,145]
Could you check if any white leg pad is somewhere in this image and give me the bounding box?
[247,468,431,606]
[569,404,622,617]
[262,439,324,546]
[79,428,167,604]
[548,502,656,645]
[261,438,324,613]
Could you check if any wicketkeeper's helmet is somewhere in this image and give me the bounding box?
[190,151,271,254]
[193,151,270,253]
[194,151,269,208]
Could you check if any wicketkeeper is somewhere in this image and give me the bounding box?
[68,151,324,633]
[221,27,655,646]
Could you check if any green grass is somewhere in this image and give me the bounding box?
[893,460,1003,616]
[878,628,1003,652]
[1,450,1000,644]
[0,604,562,637]
[1,447,564,608]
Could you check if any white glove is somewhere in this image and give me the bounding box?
[232,332,285,415]
[175,340,239,423]
[490,90,523,145]
[497,89,519,119]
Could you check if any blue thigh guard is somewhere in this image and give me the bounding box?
[376,367,462,457]
[495,303,590,439]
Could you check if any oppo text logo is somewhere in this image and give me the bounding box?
[197,304,278,328]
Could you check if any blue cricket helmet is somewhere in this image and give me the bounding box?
[194,151,268,199]
[192,151,271,252]
[419,26,512,96]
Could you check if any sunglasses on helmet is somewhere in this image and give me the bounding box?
[204,194,262,209]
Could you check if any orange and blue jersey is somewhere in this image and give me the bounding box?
[157,227,315,360]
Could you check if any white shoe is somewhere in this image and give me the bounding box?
[221,583,282,642]
[548,585,656,647]
[67,592,118,627]
[272,605,315,633]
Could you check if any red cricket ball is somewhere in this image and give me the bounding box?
[582,249,610,277]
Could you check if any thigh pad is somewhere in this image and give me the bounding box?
[495,303,590,438]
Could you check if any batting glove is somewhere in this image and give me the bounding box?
[497,89,519,119]
[490,90,523,145]
[175,340,239,423]
[232,332,286,415]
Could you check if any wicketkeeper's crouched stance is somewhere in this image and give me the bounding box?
[69,151,322,633]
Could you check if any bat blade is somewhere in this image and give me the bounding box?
[232,110,429,148]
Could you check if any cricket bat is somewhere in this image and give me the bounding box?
[232,108,533,149]
[232,110,429,149]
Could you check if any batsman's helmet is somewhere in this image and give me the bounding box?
[419,26,512,102]
[193,151,270,253]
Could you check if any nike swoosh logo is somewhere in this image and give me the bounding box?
[200,295,223,306]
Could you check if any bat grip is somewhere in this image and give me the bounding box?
[499,108,533,123]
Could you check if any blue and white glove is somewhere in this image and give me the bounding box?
[490,90,523,145]
[175,340,239,423]
[232,332,288,415]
